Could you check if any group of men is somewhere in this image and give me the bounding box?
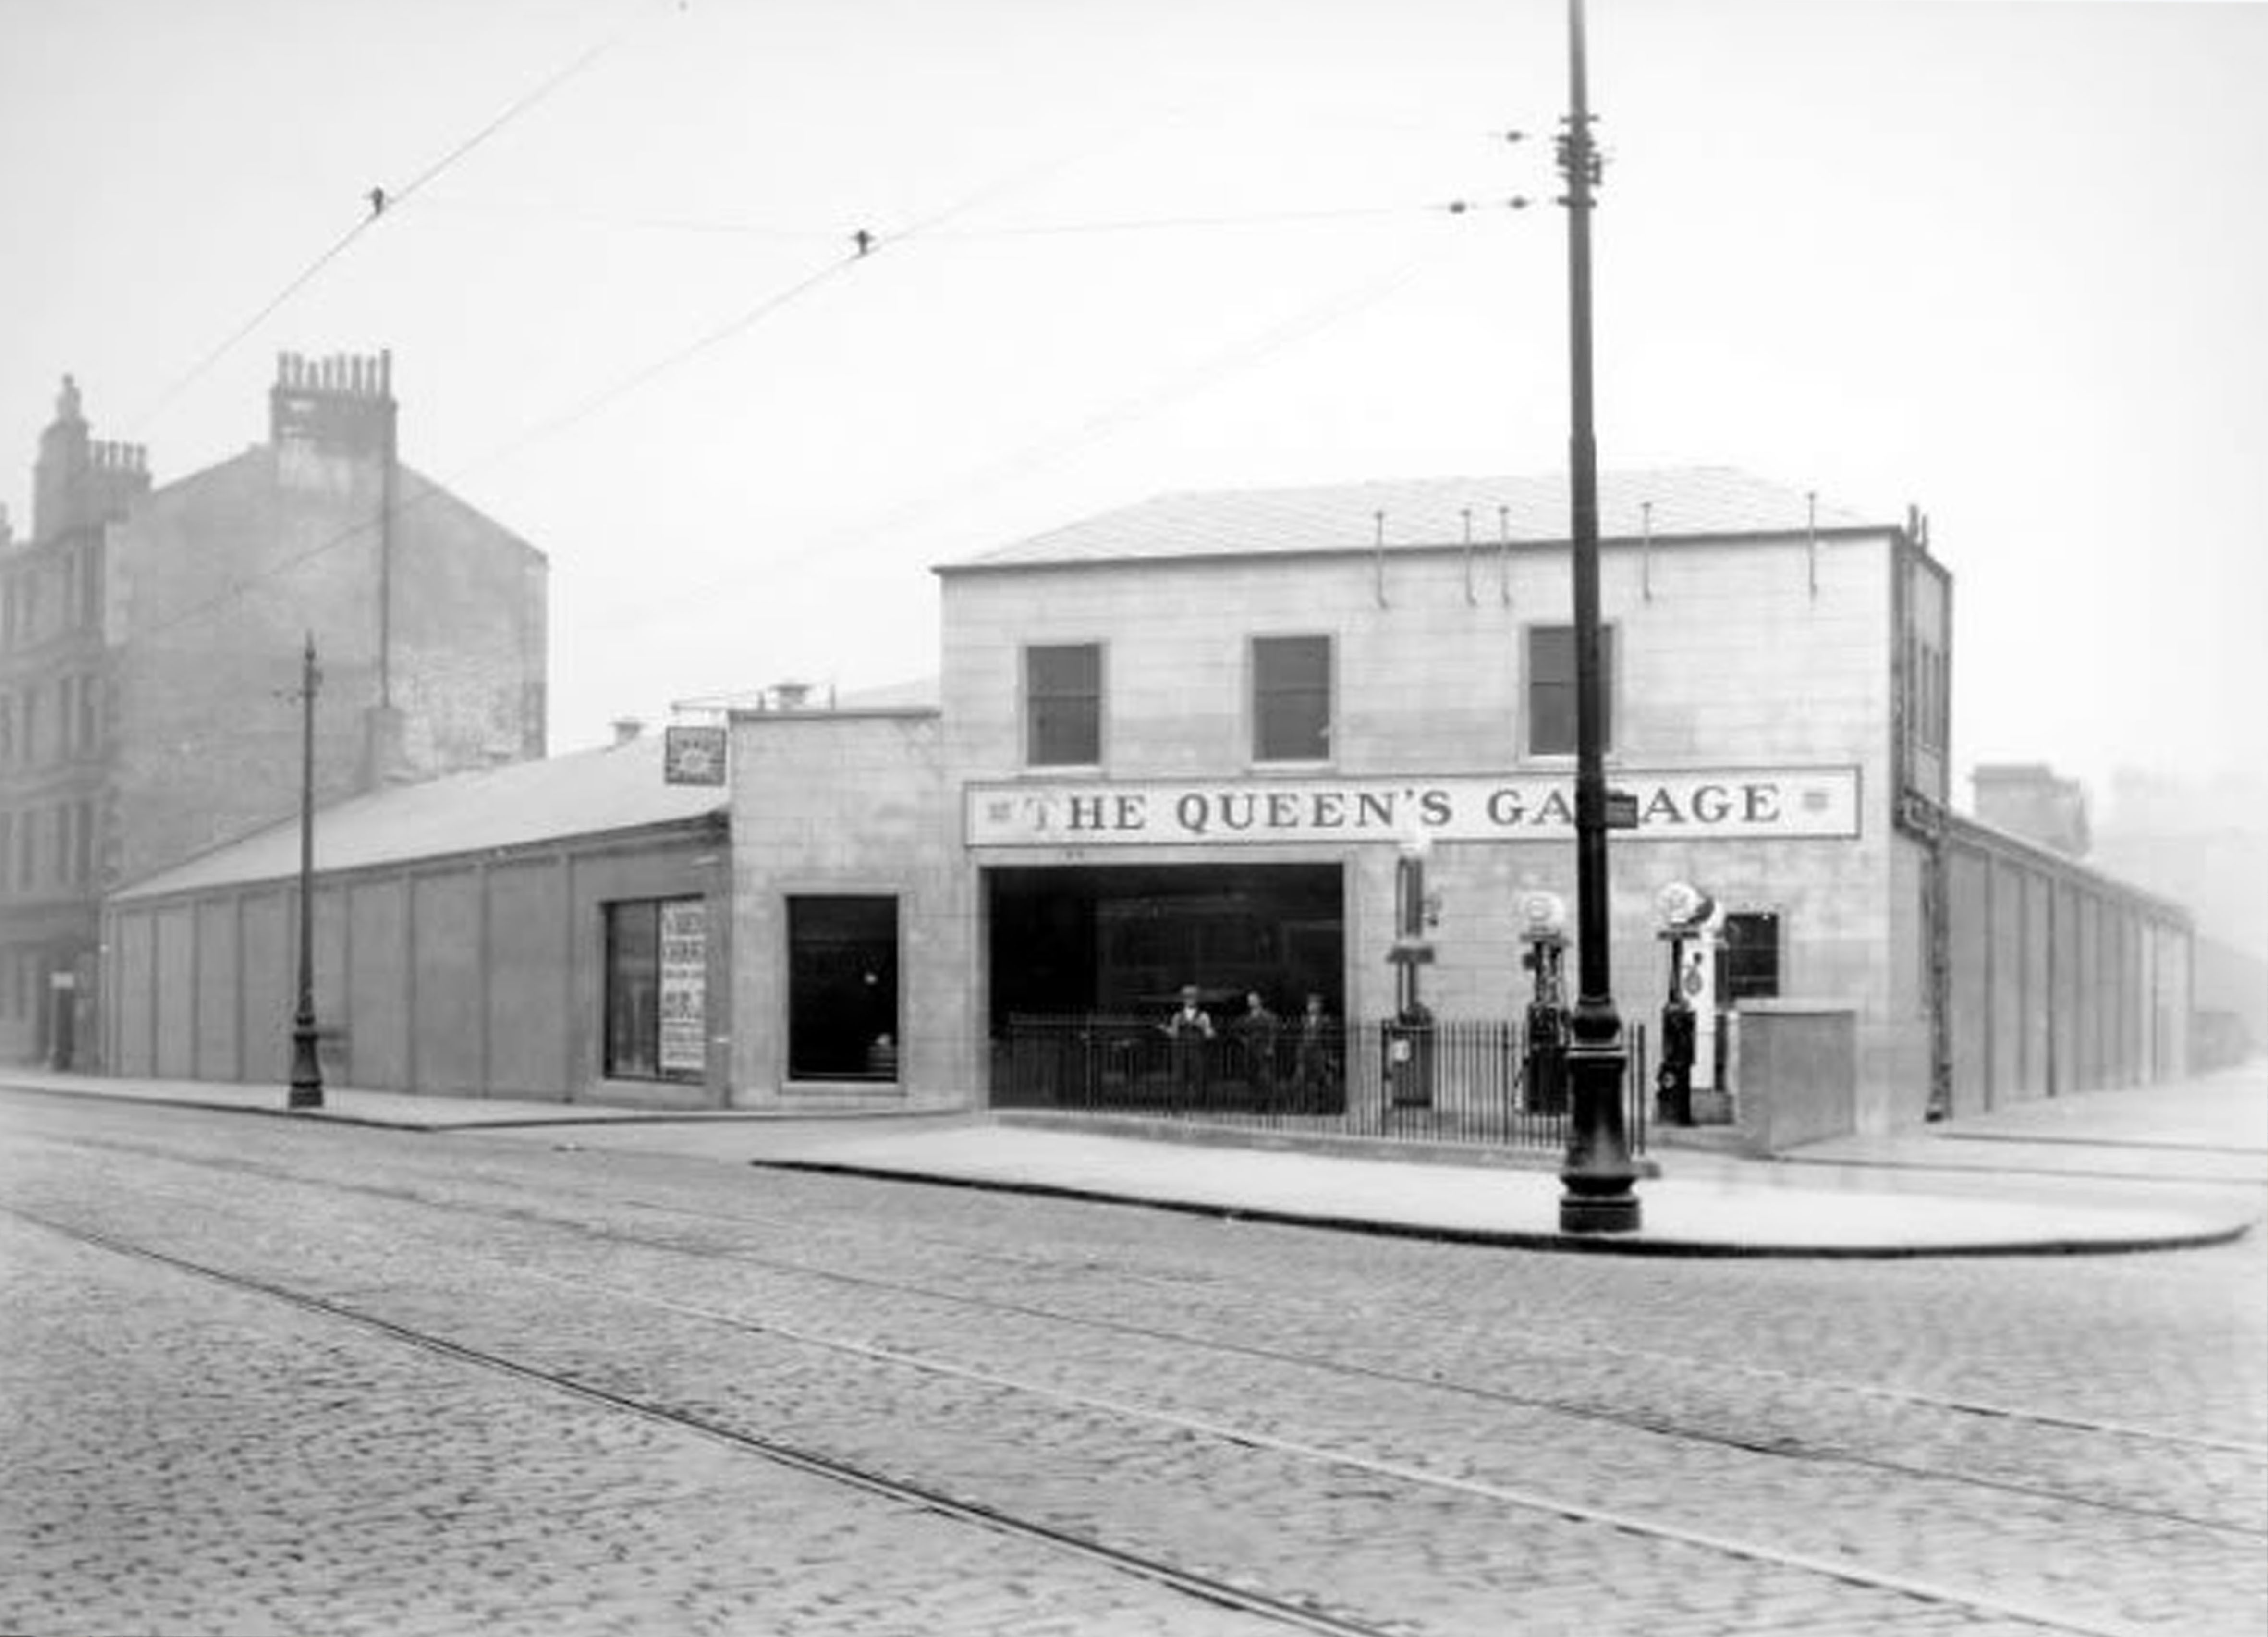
[1161,984,1337,1107]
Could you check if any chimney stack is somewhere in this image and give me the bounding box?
[271,347,398,466]
[1972,762,2091,856]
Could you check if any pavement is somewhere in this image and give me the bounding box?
[2,1062,2261,1259]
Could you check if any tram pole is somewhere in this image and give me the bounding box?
[287,633,325,1111]
[1555,0,1641,1232]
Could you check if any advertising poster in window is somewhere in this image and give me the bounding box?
[658,900,707,1075]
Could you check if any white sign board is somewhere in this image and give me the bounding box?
[966,768,1860,848]
[658,899,708,1074]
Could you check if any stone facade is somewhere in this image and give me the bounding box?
[727,472,2193,1136]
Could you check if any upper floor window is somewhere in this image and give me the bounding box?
[1026,643,1102,767]
[1252,635,1332,763]
[74,542,103,632]
[1932,647,1948,752]
[75,674,99,755]
[1527,624,1614,756]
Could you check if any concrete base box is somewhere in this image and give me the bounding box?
[1727,1001,1858,1154]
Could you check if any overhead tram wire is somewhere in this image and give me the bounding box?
[409,194,1528,242]
[600,216,1507,635]
[111,110,1175,654]
[126,12,654,435]
[921,195,1528,239]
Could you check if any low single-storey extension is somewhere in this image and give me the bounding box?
[101,730,731,1107]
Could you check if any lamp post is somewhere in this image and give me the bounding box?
[287,633,324,1111]
[1556,0,1641,1232]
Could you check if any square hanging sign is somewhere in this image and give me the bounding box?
[663,724,728,786]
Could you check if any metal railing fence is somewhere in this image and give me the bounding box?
[992,1014,1647,1155]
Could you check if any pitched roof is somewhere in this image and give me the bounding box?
[134,448,545,567]
[944,467,1895,572]
[111,733,723,903]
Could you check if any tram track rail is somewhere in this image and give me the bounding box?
[17,1119,2264,1493]
[0,1203,1393,1637]
[0,1195,2204,1637]
[11,1124,2266,1558]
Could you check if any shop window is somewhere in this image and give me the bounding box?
[1527,624,1614,756]
[788,895,898,1081]
[1719,911,1781,1003]
[1026,643,1101,766]
[1252,635,1331,763]
[603,897,707,1081]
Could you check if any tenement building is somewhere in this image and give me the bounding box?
[0,356,547,1066]
[726,469,2190,1140]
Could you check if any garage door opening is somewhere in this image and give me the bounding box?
[986,863,1342,1027]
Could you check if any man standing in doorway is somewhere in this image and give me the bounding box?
[1293,992,1338,1113]
[1236,991,1280,1105]
[1164,984,1215,1105]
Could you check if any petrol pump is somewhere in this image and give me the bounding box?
[1652,881,1717,1124]
[1384,831,1439,1107]
[1516,890,1569,1114]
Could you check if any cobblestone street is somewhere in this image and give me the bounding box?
[3,1090,2262,1637]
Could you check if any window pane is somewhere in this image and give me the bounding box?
[1254,635,1330,762]
[1528,626,1611,755]
[1027,643,1100,765]
[604,902,660,1078]
[1027,643,1098,696]
[1030,697,1099,766]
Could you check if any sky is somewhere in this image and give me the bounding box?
[3,0,2264,823]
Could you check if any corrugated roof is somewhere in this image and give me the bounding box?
[944,467,1893,572]
[112,733,724,902]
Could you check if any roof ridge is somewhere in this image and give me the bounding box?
[948,466,1897,572]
